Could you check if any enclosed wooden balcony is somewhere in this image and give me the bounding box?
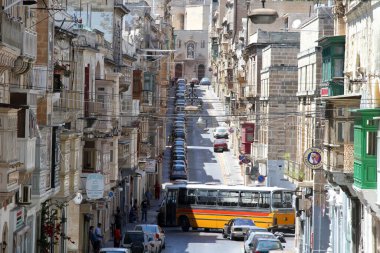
[52,90,81,125]
[284,160,305,183]
[17,137,36,173]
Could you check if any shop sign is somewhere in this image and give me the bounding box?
[86,174,105,200]
[303,147,323,169]
[142,159,157,174]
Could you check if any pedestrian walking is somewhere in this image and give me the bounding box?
[94,223,103,252]
[145,190,152,208]
[89,226,98,253]
[113,227,121,247]
[155,182,161,200]
[141,198,148,222]
[114,208,122,229]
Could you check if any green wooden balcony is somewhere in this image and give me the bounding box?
[353,109,380,189]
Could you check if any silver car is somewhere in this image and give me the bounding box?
[222,218,257,240]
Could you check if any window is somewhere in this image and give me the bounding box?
[201,40,205,48]
[187,43,195,59]
[217,190,239,206]
[240,191,259,207]
[366,131,377,156]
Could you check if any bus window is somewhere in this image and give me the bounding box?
[195,190,218,205]
[196,189,208,205]
[258,192,271,208]
[187,189,196,204]
[272,191,293,208]
[218,190,239,206]
[240,191,259,208]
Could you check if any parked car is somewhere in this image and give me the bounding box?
[213,138,228,152]
[100,248,131,253]
[172,160,186,167]
[122,230,156,253]
[200,77,211,86]
[222,218,257,240]
[244,232,277,253]
[170,168,188,180]
[213,127,229,139]
[190,77,199,85]
[243,226,269,241]
[245,237,284,253]
[134,224,166,250]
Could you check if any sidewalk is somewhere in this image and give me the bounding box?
[104,197,163,247]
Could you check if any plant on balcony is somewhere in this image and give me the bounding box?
[37,200,75,253]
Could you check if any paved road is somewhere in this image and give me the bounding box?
[104,85,295,252]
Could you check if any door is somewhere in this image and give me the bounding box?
[165,189,178,226]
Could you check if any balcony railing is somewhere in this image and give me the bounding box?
[284,160,305,182]
[0,13,22,49]
[22,29,37,59]
[52,90,81,125]
[17,137,36,173]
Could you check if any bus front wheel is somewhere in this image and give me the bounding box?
[180,217,190,232]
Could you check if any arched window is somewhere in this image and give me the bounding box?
[187,43,195,59]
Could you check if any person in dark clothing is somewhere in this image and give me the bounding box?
[114,209,122,229]
[141,199,148,222]
[155,182,160,200]
[89,226,99,253]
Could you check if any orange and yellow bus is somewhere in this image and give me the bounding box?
[157,181,295,232]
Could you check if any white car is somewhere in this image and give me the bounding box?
[134,224,166,250]
[213,127,229,139]
[243,231,277,253]
[100,248,131,253]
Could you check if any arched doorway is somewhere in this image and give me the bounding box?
[175,64,183,78]
[198,64,205,80]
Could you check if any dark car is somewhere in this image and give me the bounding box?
[247,238,283,253]
[172,160,186,167]
[222,218,257,240]
[170,165,188,180]
[173,130,186,139]
[172,154,187,165]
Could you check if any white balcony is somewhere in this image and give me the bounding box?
[252,142,268,161]
[17,137,36,173]
[22,29,37,59]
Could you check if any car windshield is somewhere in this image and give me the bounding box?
[216,128,227,133]
[100,251,126,253]
[256,240,282,250]
[135,225,157,233]
[234,219,254,226]
[173,166,186,171]
[123,233,144,244]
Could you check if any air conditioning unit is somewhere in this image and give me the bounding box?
[17,185,32,204]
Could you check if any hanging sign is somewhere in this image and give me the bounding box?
[303,147,323,169]
[86,174,105,200]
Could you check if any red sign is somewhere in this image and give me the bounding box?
[320,87,328,96]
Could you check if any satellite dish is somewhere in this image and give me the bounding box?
[74,192,83,205]
[292,19,302,29]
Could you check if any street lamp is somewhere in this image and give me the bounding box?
[247,0,278,24]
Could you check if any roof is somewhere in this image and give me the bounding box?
[162,182,292,191]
